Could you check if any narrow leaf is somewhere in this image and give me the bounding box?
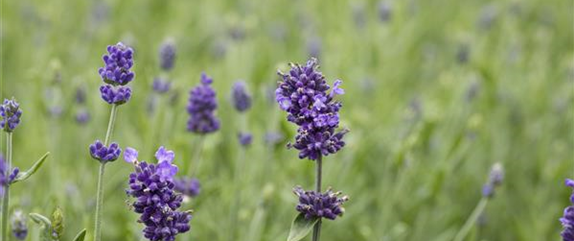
[287,213,319,241]
[29,213,53,241]
[13,152,50,184]
[72,229,87,241]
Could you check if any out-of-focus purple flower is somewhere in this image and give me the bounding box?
[231,80,252,112]
[89,140,121,163]
[275,58,347,160]
[49,106,63,118]
[126,147,191,241]
[75,86,87,104]
[378,1,392,22]
[478,5,497,30]
[352,4,366,29]
[238,132,253,147]
[482,163,504,198]
[98,42,135,86]
[561,179,574,240]
[159,40,176,71]
[152,77,171,94]
[174,177,201,198]
[75,109,91,125]
[457,43,470,64]
[99,85,132,105]
[307,37,322,59]
[0,98,23,132]
[293,186,348,220]
[11,210,27,240]
[265,131,284,145]
[187,73,220,134]
[123,147,139,163]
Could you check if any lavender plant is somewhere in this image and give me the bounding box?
[561,179,574,240]
[29,207,86,241]
[0,98,50,241]
[91,42,135,241]
[124,146,192,241]
[275,58,348,241]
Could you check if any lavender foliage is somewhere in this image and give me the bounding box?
[231,80,252,112]
[187,73,220,134]
[174,177,201,198]
[89,140,121,163]
[293,186,348,220]
[275,58,347,160]
[0,98,23,132]
[125,147,191,241]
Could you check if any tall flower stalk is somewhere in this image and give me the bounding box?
[275,58,348,241]
[91,42,135,241]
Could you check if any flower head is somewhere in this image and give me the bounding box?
[11,210,27,240]
[186,73,220,134]
[482,163,504,198]
[561,179,574,240]
[0,98,23,132]
[293,186,349,220]
[126,147,191,241]
[231,81,252,112]
[75,109,91,125]
[0,155,19,197]
[238,132,253,147]
[174,177,201,198]
[275,58,347,160]
[153,77,171,94]
[89,140,121,163]
[99,85,132,105]
[98,42,135,86]
[159,40,176,71]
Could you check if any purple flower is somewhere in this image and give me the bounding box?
[126,147,191,241]
[306,37,321,59]
[11,210,27,240]
[482,163,504,198]
[561,179,574,240]
[275,58,347,160]
[153,77,171,94]
[75,109,90,125]
[238,132,253,147]
[123,147,139,163]
[0,98,23,132]
[99,85,132,105]
[98,42,135,86]
[231,80,252,112]
[75,86,87,104]
[186,73,220,134]
[174,177,201,198]
[378,1,392,22]
[155,146,175,163]
[159,40,176,71]
[89,140,121,163]
[0,155,19,197]
[293,186,348,220]
[265,131,284,145]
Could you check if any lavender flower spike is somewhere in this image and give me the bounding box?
[98,42,135,86]
[10,210,27,240]
[100,85,132,105]
[293,186,349,220]
[275,58,347,160]
[159,39,176,71]
[174,177,201,198]
[231,80,252,112]
[187,73,220,134]
[0,98,23,132]
[89,140,122,163]
[126,147,191,241]
[238,132,253,147]
[153,77,171,94]
[561,179,574,240]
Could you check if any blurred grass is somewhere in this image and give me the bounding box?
[1,0,573,240]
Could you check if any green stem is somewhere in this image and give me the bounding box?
[1,132,12,241]
[93,104,118,241]
[189,137,204,176]
[453,198,489,241]
[312,155,323,241]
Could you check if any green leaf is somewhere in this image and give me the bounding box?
[29,213,53,241]
[12,152,50,184]
[72,229,87,241]
[287,213,319,241]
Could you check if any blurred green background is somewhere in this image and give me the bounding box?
[1,0,573,240]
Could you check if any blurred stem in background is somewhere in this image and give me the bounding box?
[229,114,247,240]
[190,137,205,177]
[1,132,12,241]
[94,104,118,241]
[453,198,489,241]
[312,155,323,241]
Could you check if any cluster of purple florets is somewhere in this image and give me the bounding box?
[561,179,574,241]
[187,73,220,134]
[89,140,122,163]
[0,155,19,197]
[231,81,251,112]
[0,98,23,132]
[98,43,135,105]
[174,177,201,198]
[275,58,347,160]
[482,163,504,198]
[125,147,191,241]
[159,40,176,72]
[153,77,172,94]
[293,186,348,220]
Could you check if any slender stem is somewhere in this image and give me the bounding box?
[189,137,204,176]
[312,155,323,241]
[94,104,119,241]
[453,198,489,241]
[1,132,12,241]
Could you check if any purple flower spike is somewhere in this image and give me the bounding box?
[159,40,176,71]
[152,77,171,94]
[275,58,347,160]
[186,73,220,134]
[293,186,349,220]
[126,148,191,241]
[174,177,201,198]
[100,85,132,105]
[231,80,252,112]
[238,132,253,147]
[562,179,574,240]
[98,42,135,86]
[0,98,23,132]
[157,160,178,182]
[75,109,91,125]
[124,147,139,163]
[481,163,504,198]
[0,155,19,197]
[89,140,122,163]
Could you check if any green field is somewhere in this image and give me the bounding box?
[1,0,573,240]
